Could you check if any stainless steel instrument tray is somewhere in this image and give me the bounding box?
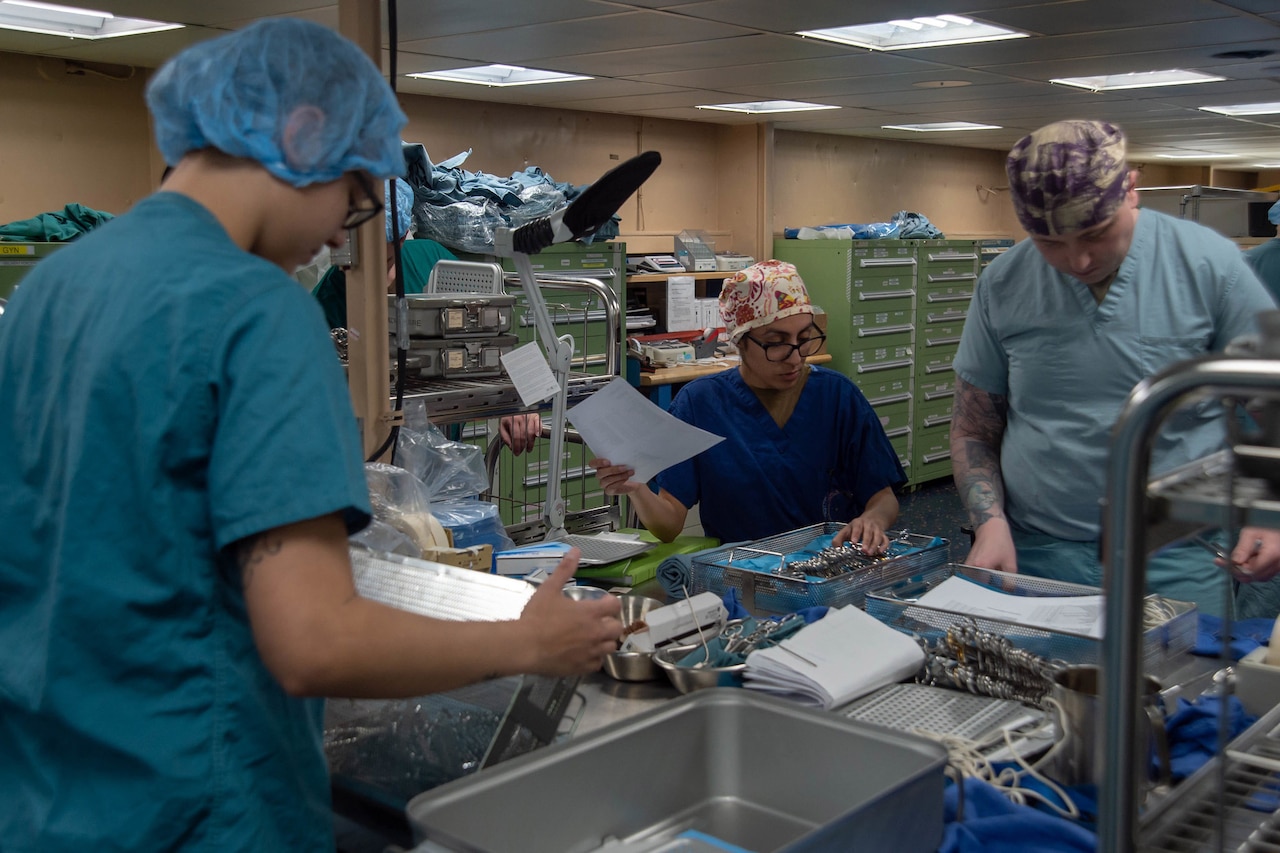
[397,335,517,379]
[393,293,516,338]
[407,688,947,853]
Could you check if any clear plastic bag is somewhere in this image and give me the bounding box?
[431,497,515,554]
[364,462,450,553]
[350,518,422,557]
[415,198,501,254]
[394,400,490,501]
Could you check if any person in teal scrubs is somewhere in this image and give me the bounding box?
[951,120,1280,617]
[311,177,456,329]
[0,19,620,852]
[1245,199,1280,303]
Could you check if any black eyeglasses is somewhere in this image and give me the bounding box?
[743,329,826,362]
[343,171,383,229]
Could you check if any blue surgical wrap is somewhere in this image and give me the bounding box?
[147,18,407,186]
[386,178,415,241]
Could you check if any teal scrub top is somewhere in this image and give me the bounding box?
[0,192,371,852]
[1245,237,1280,304]
[311,237,457,329]
[955,209,1276,542]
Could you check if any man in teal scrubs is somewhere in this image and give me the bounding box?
[951,119,1280,617]
[1245,199,1280,303]
[0,19,620,852]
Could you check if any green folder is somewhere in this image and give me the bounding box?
[574,529,718,587]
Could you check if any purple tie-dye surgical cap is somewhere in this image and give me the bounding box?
[1006,120,1129,237]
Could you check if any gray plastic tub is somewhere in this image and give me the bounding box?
[407,688,946,853]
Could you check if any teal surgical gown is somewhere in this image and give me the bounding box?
[0,192,372,851]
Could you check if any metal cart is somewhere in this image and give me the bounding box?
[1100,350,1280,851]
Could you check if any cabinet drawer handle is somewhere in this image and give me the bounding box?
[857,323,914,337]
[925,335,963,347]
[926,252,978,263]
[924,414,953,428]
[926,310,968,323]
[856,358,914,374]
[924,362,954,375]
[926,292,973,303]
[857,288,915,302]
[859,258,917,269]
[926,273,977,283]
[870,392,913,407]
[884,426,912,439]
[923,389,955,401]
[922,450,953,464]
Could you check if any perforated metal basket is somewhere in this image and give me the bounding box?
[689,522,950,614]
[427,259,506,295]
[864,563,1197,676]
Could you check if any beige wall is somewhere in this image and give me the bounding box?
[0,51,156,221]
[773,130,1021,240]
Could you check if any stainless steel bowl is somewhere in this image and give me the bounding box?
[653,645,746,694]
[601,648,660,681]
[618,594,663,630]
[601,595,665,682]
[562,585,608,602]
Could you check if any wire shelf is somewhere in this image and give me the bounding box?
[1140,701,1280,852]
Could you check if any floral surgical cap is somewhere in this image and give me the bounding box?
[719,260,813,343]
[147,18,407,188]
[386,178,415,242]
[1006,120,1130,237]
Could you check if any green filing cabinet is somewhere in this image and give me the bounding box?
[0,242,67,299]
[774,238,917,481]
[911,240,977,484]
[460,241,626,527]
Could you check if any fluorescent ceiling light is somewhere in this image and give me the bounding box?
[696,100,839,114]
[406,64,591,87]
[0,0,181,38]
[1051,69,1226,92]
[1200,101,1280,116]
[1254,163,1280,169]
[1156,153,1240,160]
[798,14,1027,51]
[882,121,1001,132]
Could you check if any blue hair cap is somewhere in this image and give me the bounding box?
[1269,199,1280,226]
[146,18,407,187]
[386,178,415,241]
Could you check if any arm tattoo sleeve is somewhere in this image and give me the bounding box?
[232,533,284,589]
[951,380,1010,528]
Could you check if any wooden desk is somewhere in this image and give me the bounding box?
[633,353,832,407]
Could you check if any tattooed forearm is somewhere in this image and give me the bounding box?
[951,380,1010,528]
[232,533,284,588]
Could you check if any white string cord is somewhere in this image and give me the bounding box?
[914,697,1082,821]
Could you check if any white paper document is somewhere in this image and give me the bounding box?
[665,275,698,332]
[743,605,925,710]
[911,575,1105,639]
[500,341,561,407]
[565,376,724,484]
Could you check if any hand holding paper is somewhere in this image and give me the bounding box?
[567,377,724,483]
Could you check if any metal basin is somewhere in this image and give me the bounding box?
[408,689,946,853]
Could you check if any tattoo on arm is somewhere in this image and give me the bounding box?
[232,533,284,589]
[951,380,1010,528]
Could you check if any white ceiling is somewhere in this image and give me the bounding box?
[8,0,1280,164]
